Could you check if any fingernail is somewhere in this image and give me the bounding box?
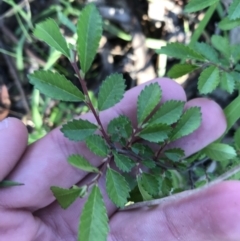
[0,118,8,130]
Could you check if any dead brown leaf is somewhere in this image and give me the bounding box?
[0,85,11,121]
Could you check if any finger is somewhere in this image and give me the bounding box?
[0,118,28,180]
[169,98,227,157]
[109,181,240,241]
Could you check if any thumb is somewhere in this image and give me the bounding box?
[109,181,240,241]
[0,117,28,180]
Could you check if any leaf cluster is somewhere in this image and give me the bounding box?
[158,39,240,94]
[157,0,240,95]
[27,2,240,241]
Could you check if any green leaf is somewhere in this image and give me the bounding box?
[194,42,219,63]
[164,148,185,162]
[157,43,205,61]
[231,45,240,63]
[68,154,99,173]
[224,94,240,132]
[220,72,235,94]
[137,83,162,124]
[228,0,240,20]
[122,174,137,190]
[98,74,126,111]
[167,63,199,78]
[137,175,153,201]
[77,4,103,74]
[184,0,219,13]
[231,72,240,88]
[51,186,86,209]
[211,35,230,58]
[33,18,70,58]
[170,107,201,141]
[139,124,172,143]
[28,70,84,101]
[86,135,109,157]
[138,173,160,196]
[0,180,24,188]
[106,168,130,207]
[79,185,109,241]
[161,175,173,196]
[204,143,236,162]
[107,115,132,143]
[131,143,154,158]
[219,17,240,30]
[141,159,156,169]
[234,128,240,150]
[149,100,185,125]
[198,66,220,94]
[113,151,135,172]
[61,119,98,141]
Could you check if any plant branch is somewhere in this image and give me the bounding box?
[87,156,111,190]
[155,141,169,159]
[70,58,110,144]
[115,146,174,170]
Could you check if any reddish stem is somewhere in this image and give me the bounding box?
[70,60,110,144]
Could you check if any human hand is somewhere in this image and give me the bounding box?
[1,78,240,241]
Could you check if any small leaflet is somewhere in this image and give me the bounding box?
[157,42,205,61]
[138,173,160,196]
[231,47,240,63]
[107,115,132,143]
[51,186,86,209]
[85,135,109,157]
[184,0,219,13]
[211,35,230,58]
[33,18,70,58]
[219,17,240,30]
[106,168,130,207]
[193,42,219,63]
[149,100,185,125]
[164,148,185,162]
[167,63,199,78]
[61,119,98,141]
[28,70,84,101]
[131,143,154,156]
[170,107,201,141]
[228,0,240,20]
[139,123,172,143]
[141,159,156,169]
[220,72,235,94]
[77,4,103,74]
[68,154,99,173]
[98,74,126,111]
[137,175,153,201]
[198,66,220,94]
[204,143,237,162]
[78,185,109,241]
[137,83,162,125]
[234,128,240,150]
[113,151,136,172]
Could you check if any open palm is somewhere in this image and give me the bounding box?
[1,78,240,241]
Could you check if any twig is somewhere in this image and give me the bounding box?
[122,164,240,211]
[71,57,111,144]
